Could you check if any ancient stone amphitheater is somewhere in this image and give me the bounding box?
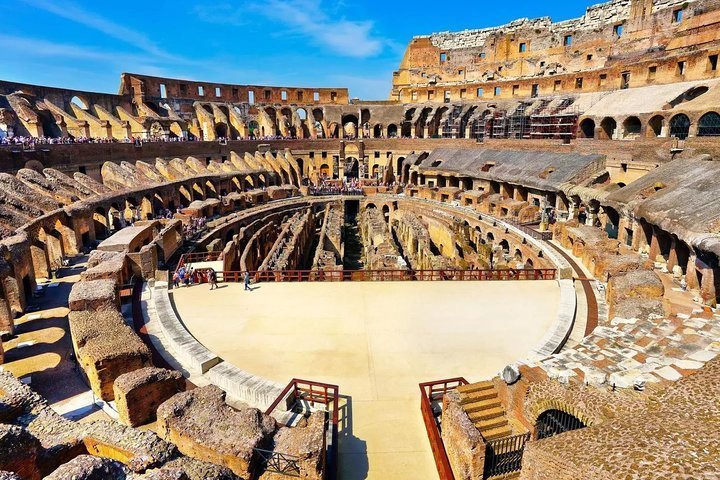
[2,0,720,479]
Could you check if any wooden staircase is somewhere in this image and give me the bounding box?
[457,381,512,441]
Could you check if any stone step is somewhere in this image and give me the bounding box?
[459,389,497,405]
[481,424,513,441]
[474,415,508,431]
[457,381,495,395]
[462,398,502,413]
[467,406,505,421]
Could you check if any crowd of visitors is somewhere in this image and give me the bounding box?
[183,216,208,239]
[0,135,198,148]
[309,179,364,196]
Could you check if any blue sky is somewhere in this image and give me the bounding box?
[2,0,592,99]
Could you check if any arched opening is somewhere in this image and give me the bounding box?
[215,123,228,139]
[346,157,359,179]
[342,115,358,139]
[669,114,691,139]
[382,205,390,222]
[600,117,617,139]
[603,206,620,240]
[328,122,339,139]
[387,124,398,138]
[402,163,410,184]
[499,239,510,253]
[622,116,642,138]
[295,159,304,179]
[514,249,523,261]
[579,118,595,138]
[698,112,720,137]
[372,165,379,179]
[93,207,108,239]
[70,96,89,111]
[647,115,664,137]
[108,203,123,230]
[319,164,330,179]
[536,410,586,440]
[486,232,495,243]
[373,124,383,138]
[169,122,184,139]
[248,121,259,139]
[314,121,325,138]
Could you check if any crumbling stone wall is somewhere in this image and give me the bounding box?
[68,310,152,401]
[156,386,276,478]
[114,367,185,428]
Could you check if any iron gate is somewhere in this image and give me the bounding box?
[483,432,531,479]
[535,409,586,440]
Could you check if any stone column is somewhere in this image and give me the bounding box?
[685,255,700,290]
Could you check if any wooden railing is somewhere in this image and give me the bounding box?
[221,268,556,283]
[266,379,340,480]
[419,377,469,480]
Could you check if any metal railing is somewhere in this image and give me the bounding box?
[506,219,553,241]
[419,377,469,480]
[253,448,301,477]
[221,267,556,283]
[483,432,531,479]
[266,379,340,480]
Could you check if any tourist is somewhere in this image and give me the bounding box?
[208,269,218,290]
[244,270,251,291]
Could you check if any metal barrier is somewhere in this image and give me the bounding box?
[483,432,531,479]
[221,268,556,283]
[253,448,301,477]
[266,379,340,480]
[419,377,469,480]
[506,219,553,241]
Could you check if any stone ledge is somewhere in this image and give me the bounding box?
[152,286,221,374]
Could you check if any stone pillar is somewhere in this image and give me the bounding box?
[701,266,717,306]
[667,237,679,270]
[648,227,661,261]
[686,255,700,290]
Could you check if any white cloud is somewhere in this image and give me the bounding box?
[20,0,178,60]
[198,0,388,58]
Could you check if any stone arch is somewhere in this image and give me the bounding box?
[578,118,595,138]
[622,116,642,138]
[93,206,109,238]
[373,124,382,138]
[342,114,358,138]
[108,203,123,230]
[647,115,664,137]
[669,114,691,139]
[248,120,259,138]
[215,122,229,139]
[327,122,339,139]
[387,124,398,138]
[179,185,193,204]
[319,164,330,179]
[600,117,617,140]
[536,409,587,440]
[140,196,154,220]
[70,95,90,111]
[192,182,205,200]
[698,111,720,137]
